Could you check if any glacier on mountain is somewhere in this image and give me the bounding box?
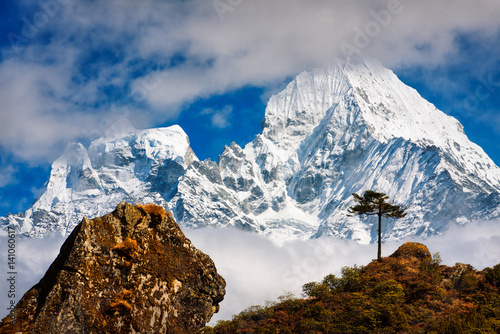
[2,58,500,244]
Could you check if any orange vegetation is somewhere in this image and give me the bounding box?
[137,203,169,219]
[112,237,138,260]
[207,242,500,333]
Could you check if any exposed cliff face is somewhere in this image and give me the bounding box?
[0,202,225,334]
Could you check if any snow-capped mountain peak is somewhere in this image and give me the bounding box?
[170,59,500,243]
[1,123,196,237]
[2,59,500,244]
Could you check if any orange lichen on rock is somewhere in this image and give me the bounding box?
[112,237,138,260]
[137,203,168,219]
[117,289,133,299]
[137,203,175,228]
[108,289,134,315]
[108,300,133,315]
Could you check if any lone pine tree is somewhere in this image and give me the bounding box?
[349,190,407,261]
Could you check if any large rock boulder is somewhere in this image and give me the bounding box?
[0,202,225,334]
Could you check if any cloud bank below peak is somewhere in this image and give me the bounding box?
[1,219,499,324]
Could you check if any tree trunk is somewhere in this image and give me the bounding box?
[377,210,382,262]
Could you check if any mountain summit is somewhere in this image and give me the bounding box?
[2,59,500,243]
[170,58,500,243]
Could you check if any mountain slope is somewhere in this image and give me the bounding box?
[170,58,500,243]
[206,242,500,333]
[2,58,500,243]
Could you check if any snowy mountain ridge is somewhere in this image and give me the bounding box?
[2,58,500,243]
[168,59,500,243]
[1,122,196,237]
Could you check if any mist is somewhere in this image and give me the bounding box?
[1,220,499,325]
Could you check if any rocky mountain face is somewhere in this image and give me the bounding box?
[0,202,225,334]
[170,58,500,243]
[2,58,500,244]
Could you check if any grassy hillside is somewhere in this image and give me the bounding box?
[206,242,500,333]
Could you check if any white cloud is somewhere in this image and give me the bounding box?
[0,59,84,162]
[186,220,500,324]
[201,105,233,128]
[0,165,17,188]
[0,236,65,321]
[133,0,500,109]
[412,220,500,269]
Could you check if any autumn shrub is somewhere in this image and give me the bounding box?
[296,317,327,333]
[233,305,272,323]
[485,264,500,288]
[420,252,443,282]
[456,269,479,292]
[372,279,405,304]
[427,311,493,334]
[207,246,500,334]
[480,292,500,317]
[276,294,304,314]
[302,282,329,298]
[303,304,330,322]
[408,280,434,302]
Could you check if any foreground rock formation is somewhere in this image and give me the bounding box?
[0,202,225,334]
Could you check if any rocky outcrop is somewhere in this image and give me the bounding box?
[389,241,432,261]
[0,202,225,334]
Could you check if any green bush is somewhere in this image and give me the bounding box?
[457,270,479,292]
[372,279,405,304]
[302,282,329,298]
[322,273,341,290]
[339,265,364,292]
[485,264,500,288]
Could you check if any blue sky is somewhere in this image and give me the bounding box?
[0,0,499,216]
